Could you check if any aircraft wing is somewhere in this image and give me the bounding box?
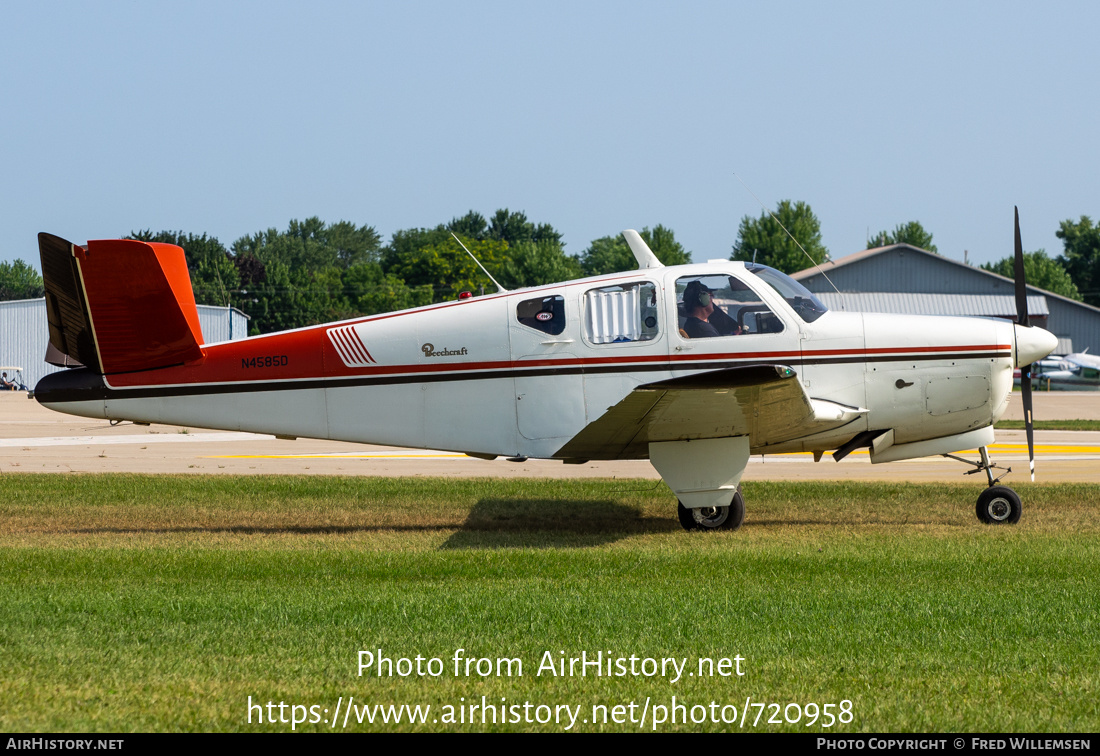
[1065,353,1100,370]
[555,364,864,460]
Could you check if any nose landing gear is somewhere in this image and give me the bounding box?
[943,445,1022,525]
[976,486,1022,524]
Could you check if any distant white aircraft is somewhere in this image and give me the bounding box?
[33,210,1056,530]
[1030,351,1100,391]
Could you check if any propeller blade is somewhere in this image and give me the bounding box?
[1014,206,1029,328]
[1015,207,1036,480]
[1022,363,1035,481]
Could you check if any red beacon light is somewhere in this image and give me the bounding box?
[458,291,473,300]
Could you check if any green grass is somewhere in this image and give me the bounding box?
[995,419,1100,431]
[1,475,1098,732]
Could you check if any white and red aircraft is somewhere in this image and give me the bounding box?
[33,211,1057,530]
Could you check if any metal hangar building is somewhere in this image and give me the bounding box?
[792,243,1100,356]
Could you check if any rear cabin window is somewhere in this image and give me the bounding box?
[676,274,784,338]
[584,282,659,344]
[517,295,566,335]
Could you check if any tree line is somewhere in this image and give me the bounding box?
[2,204,1098,333]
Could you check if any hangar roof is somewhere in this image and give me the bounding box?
[817,292,1049,317]
[792,243,1097,314]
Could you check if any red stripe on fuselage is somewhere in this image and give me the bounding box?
[335,328,371,365]
[351,331,375,364]
[800,344,1011,357]
[103,322,1011,390]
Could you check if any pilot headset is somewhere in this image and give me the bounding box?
[687,282,712,309]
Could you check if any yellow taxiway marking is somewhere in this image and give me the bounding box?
[207,443,1100,461]
[209,452,469,459]
[777,444,1100,459]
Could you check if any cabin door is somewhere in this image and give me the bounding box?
[509,292,588,442]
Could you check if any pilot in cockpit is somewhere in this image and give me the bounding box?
[682,280,721,338]
[682,279,743,338]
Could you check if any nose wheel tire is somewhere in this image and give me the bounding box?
[976,485,1022,525]
[677,488,745,531]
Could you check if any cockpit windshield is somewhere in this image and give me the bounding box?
[745,264,829,323]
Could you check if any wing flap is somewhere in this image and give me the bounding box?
[556,364,865,460]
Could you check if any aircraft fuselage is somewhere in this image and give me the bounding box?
[37,261,1029,463]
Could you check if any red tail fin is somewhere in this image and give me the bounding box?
[39,233,205,374]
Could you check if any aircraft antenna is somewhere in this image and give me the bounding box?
[450,232,508,293]
[733,173,840,294]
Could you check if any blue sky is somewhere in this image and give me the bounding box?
[2,1,1097,271]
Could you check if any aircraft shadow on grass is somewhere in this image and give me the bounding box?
[66,523,457,536]
[439,498,679,550]
[60,499,677,545]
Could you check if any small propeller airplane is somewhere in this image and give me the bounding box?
[33,209,1057,531]
[1027,351,1100,391]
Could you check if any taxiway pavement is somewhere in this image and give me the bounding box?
[3,392,1097,483]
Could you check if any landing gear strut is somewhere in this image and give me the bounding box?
[943,445,1022,525]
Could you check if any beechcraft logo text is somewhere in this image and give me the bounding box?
[421,344,468,358]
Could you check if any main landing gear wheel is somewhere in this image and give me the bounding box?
[975,486,1022,525]
[677,487,745,532]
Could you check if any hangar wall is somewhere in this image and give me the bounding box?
[0,299,248,389]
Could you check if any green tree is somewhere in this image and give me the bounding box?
[325,220,383,267]
[579,225,691,276]
[233,217,380,271]
[498,239,583,289]
[867,221,938,253]
[0,259,44,300]
[731,200,828,273]
[344,263,433,315]
[382,210,566,295]
[236,261,349,335]
[227,218,385,332]
[386,235,510,301]
[191,253,241,307]
[446,211,489,240]
[981,250,1082,301]
[487,209,563,247]
[381,226,453,273]
[1056,216,1100,307]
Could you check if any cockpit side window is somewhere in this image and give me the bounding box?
[583,282,659,344]
[517,295,566,335]
[676,274,784,337]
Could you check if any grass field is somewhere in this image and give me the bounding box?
[995,419,1100,431]
[1,474,1098,732]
